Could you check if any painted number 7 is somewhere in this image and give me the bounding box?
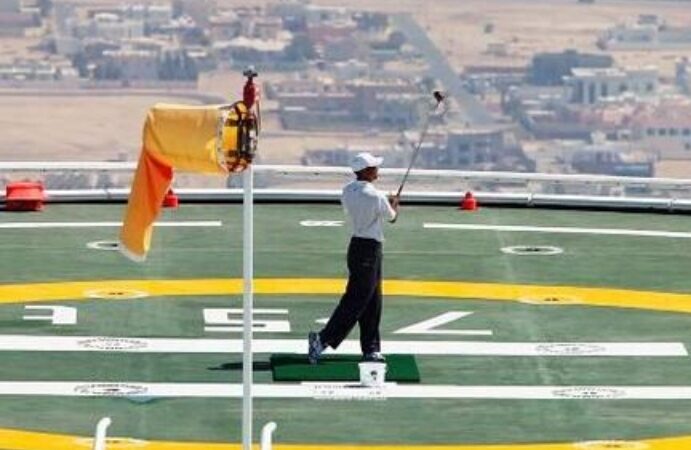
[393,312,492,336]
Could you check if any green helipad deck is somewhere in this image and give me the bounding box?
[1,203,691,449]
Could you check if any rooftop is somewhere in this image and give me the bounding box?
[0,198,690,448]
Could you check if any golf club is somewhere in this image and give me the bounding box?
[395,90,447,198]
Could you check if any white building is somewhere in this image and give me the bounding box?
[213,32,292,65]
[565,67,658,105]
[90,13,144,41]
[121,4,173,29]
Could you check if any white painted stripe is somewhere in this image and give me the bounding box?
[424,223,691,239]
[1,381,691,400]
[0,336,684,356]
[0,221,222,229]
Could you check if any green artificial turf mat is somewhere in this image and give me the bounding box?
[270,353,420,382]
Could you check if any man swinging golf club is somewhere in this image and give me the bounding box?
[308,152,399,364]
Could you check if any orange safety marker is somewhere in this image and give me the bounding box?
[5,181,45,211]
[162,188,179,208]
[460,191,478,211]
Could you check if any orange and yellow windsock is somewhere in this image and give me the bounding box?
[119,102,255,261]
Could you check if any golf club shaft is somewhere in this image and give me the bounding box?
[396,96,444,197]
[396,118,432,197]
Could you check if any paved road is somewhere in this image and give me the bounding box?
[392,13,495,126]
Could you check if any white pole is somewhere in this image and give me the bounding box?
[242,164,254,450]
[260,422,277,450]
[92,417,111,450]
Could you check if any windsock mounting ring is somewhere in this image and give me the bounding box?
[218,69,261,173]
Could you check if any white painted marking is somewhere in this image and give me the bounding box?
[0,336,684,356]
[315,317,329,325]
[424,223,691,239]
[0,221,222,229]
[501,245,563,256]
[299,220,344,227]
[86,241,120,251]
[393,312,492,336]
[0,381,690,400]
[203,308,290,333]
[23,306,77,325]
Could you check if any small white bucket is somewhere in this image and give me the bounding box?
[358,362,387,387]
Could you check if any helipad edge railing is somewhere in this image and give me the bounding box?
[2,162,691,212]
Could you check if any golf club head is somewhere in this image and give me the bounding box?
[422,91,449,117]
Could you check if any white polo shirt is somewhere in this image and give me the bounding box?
[341,180,397,242]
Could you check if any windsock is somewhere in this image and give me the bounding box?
[119,99,258,261]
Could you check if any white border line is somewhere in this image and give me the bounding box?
[424,223,691,239]
[0,336,684,356]
[1,381,691,400]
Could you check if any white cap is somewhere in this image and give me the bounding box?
[350,152,383,172]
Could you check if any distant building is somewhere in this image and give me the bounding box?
[307,21,358,48]
[569,137,653,177]
[88,13,144,41]
[632,99,691,158]
[0,0,38,36]
[53,2,76,35]
[505,85,593,139]
[530,50,613,86]
[0,11,35,36]
[213,33,293,68]
[274,76,426,130]
[302,144,394,166]
[462,65,526,95]
[304,5,350,26]
[252,17,283,40]
[676,57,691,95]
[209,12,241,41]
[55,36,82,56]
[564,67,658,105]
[0,57,79,83]
[174,0,215,28]
[445,128,508,168]
[0,0,20,13]
[599,15,691,50]
[486,42,508,57]
[368,93,423,128]
[100,48,159,80]
[598,23,658,49]
[332,59,369,80]
[323,35,364,62]
[412,127,533,171]
[120,4,173,31]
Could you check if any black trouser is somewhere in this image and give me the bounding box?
[319,237,383,354]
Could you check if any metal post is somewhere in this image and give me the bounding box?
[242,164,254,450]
[260,422,277,450]
[92,417,111,450]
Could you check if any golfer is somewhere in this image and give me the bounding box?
[308,152,399,364]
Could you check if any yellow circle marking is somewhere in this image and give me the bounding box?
[0,278,690,450]
[1,278,691,314]
[0,427,688,450]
